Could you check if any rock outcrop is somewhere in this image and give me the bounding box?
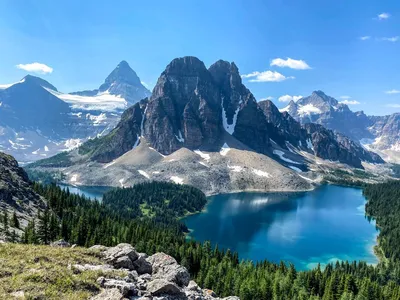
[0,152,46,230]
[86,243,239,300]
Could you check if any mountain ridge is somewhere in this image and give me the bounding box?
[280,90,400,162]
[28,56,387,195]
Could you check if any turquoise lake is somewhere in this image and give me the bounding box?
[58,184,111,200]
[183,185,379,270]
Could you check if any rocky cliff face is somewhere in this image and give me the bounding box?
[0,152,46,229]
[143,57,223,155]
[259,100,308,149]
[303,123,384,168]
[79,99,147,163]
[259,99,383,167]
[368,113,400,151]
[282,91,400,159]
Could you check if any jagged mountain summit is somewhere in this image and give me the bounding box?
[0,61,150,163]
[281,91,400,162]
[68,60,151,110]
[31,56,385,194]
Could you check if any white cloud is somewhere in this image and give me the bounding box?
[360,36,371,41]
[339,95,351,99]
[339,100,360,105]
[141,81,149,88]
[378,13,390,20]
[381,36,399,42]
[387,104,400,108]
[16,62,53,74]
[278,95,303,102]
[241,71,294,82]
[260,96,274,101]
[385,89,400,94]
[270,58,311,70]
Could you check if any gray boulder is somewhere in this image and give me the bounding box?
[147,279,182,296]
[90,288,123,300]
[50,239,70,248]
[133,253,153,274]
[102,243,139,269]
[89,245,109,252]
[147,253,190,287]
[103,278,138,297]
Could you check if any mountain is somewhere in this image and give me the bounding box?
[0,75,71,136]
[30,56,384,194]
[0,152,46,233]
[70,60,151,108]
[0,62,150,163]
[281,91,400,162]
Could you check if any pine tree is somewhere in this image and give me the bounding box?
[2,209,9,237]
[11,211,19,229]
[37,208,50,244]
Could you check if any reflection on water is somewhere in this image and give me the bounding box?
[184,185,379,270]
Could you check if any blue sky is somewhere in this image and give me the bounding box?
[0,0,399,115]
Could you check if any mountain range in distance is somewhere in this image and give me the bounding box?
[25,56,398,195]
[281,91,400,163]
[0,61,150,163]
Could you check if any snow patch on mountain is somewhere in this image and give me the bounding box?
[289,166,302,172]
[194,150,210,161]
[86,113,107,125]
[175,130,185,143]
[64,139,82,151]
[228,165,243,172]
[298,104,322,116]
[222,99,242,135]
[170,176,184,184]
[252,169,271,178]
[138,170,150,179]
[0,78,26,89]
[47,88,127,111]
[273,150,301,164]
[220,143,231,156]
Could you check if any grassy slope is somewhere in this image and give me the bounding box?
[0,243,126,300]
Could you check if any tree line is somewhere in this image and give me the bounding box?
[3,181,399,299]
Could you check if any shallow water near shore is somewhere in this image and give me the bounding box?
[183,185,379,270]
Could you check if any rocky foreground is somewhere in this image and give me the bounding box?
[79,243,239,300]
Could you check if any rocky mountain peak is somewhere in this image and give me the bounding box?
[21,75,58,91]
[163,56,209,77]
[208,60,242,88]
[99,60,143,91]
[304,90,339,107]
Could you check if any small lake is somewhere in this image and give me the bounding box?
[58,184,111,200]
[183,185,379,270]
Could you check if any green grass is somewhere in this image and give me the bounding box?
[139,203,154,217]
[0,243,126,300]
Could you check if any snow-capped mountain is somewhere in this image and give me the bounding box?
[0,61,150,163]
[281,91,400,162]
[65,60,151,110]
[30,57,385,195]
